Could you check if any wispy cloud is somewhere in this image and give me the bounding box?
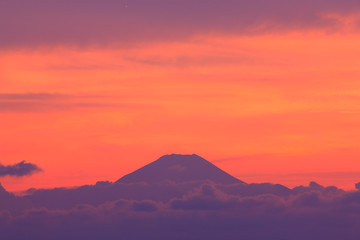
[0,93,150,112]
[0,93,68,100]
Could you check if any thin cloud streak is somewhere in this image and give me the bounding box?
[0,93,68,100]
[0,93,153,112]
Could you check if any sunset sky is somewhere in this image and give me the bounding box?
[1,0,360,191]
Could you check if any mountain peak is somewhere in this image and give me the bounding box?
[116,154,243,185]
[156,154,207,163]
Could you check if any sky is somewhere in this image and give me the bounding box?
[1,0,360,191]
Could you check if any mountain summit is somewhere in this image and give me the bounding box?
[116,154,243,184]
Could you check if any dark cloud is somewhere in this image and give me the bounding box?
[0,161,42,177]
[1,0,360,49]
[132,200,158,212]
[1,182,360,239]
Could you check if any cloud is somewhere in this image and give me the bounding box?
[0,101,132,112]
[0,93,70,112]
[1,0,360,49]
[0,93,150,112]
[1,182,360,239]
[0,161,42,177]
[0,93,68,101]
[132,200,158,212]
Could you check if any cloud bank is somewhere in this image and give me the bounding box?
[1,0,360,49]
[1,180,360,239]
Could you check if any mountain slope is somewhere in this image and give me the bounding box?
[116,154,244,184]
[0,183,10,198]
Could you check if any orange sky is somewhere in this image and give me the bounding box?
[1,32,360,191]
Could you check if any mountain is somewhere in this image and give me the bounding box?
[0,183,10,198]
[116,154,244,184]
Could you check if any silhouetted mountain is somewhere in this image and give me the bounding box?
[116,154,244,185]
[0,183,10,198]
[0,183,14,212]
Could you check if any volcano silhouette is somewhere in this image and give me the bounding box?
[116,154,243,184]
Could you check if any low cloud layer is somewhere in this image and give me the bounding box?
[0,161,42,177]
[1,180,360,239]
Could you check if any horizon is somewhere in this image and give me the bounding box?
[1,153,359,194]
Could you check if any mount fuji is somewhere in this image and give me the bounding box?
[116,154,243,185]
